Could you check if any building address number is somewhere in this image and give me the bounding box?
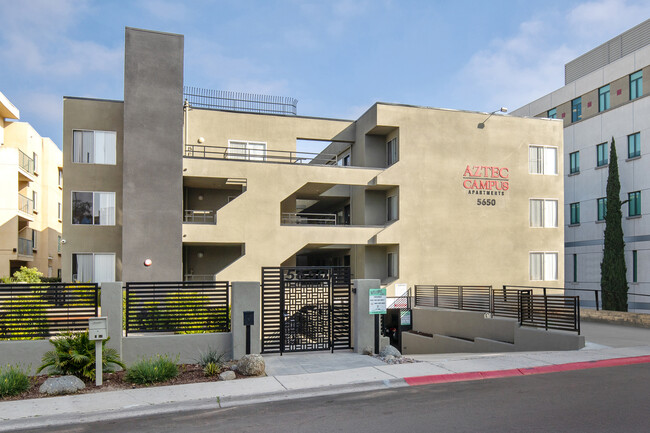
[477,199,496,206]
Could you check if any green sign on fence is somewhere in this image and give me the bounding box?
[369,288,386,315]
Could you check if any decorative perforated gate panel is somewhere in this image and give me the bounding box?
[261,266,351,354]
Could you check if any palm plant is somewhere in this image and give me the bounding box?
[36,332,125,381]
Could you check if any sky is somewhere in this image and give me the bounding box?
[1,0,650,150]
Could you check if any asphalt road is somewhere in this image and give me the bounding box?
[14,363,650,433]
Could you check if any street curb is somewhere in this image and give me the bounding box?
[404,355,650,386]
[0,377,407,432]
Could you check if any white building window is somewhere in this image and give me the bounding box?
[337,152,351,166]
[530,199,558,227]
[72,191,115,225]
[387,252,398,278]
[529,145,557,175]
[31,229,37,250]
[58,202,62,220]
[530,252,558,281]
[72,253,115,283]
[386,138,398,166]
[227,140,266,161]
[387,195,398,222]
[73,130,117,164]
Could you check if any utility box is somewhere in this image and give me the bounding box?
[89,317,108,341]
[243,311,254,326]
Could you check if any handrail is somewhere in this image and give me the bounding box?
[184,87,298,116]
[17,237,33,256]
[18,150,34,174]
[184,144,338,165]
[183,274,216,281]
[18,193,33,214]
[183,209,216,224]
[281,212,337,225]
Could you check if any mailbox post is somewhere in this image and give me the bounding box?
[243,311,254,355]
[89,317,108,386]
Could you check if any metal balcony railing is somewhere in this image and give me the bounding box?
[184,144,337,165]
[183,274,216,281]
[18,193,33,214]
[18,150,35,175]
[18,237,33,256]
[282,212,337,225]
[183,210,216,224]
[184,87,298,116]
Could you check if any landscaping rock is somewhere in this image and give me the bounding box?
[236,354,265,376]
[39,375,85,395]
[362,346,374,355]
[219,370,236,381]
[379,345,402,358]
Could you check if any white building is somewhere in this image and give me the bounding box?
[513,19,650,312]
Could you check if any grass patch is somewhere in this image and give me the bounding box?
[0,365,30,397]
[125,355,179,385]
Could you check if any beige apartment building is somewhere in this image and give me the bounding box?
[0,91,63,279]
[62,28,564,294]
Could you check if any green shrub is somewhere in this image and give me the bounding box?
[194,346,226,368]
[203,362,221,377]
[0,364,31,397]
[125,354,179,385]
[36,332,125,381]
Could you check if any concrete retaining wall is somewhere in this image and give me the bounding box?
[402,307,584,355]
[0,340,53,375]
[121,332,232,365]
[581,309,650,328]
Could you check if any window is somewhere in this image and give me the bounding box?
[596,142,608,167]
[570,202,580,225]
[31,230,37,250]
[628,132,640,158]
[227,140,266,161]
[598,85,610,112]
[386,138,398,166]
[72,191,115,225]
[33,152,38,173]
[547,108,557,119]
[630,70,643,100]
[58,202,62,220]
[529,145,557,175]
[573,254,578,283]
[529,199,558,228]
[387,252,398,278]
[72,253,115,283]
[387,195,398,222]
[632,250,638,283]
[32,190,38,212]
[628,191,641,217]
[530,252,558,281]
[57,235,62,253]
[337,152,351,166]
[569,151,580,174]
[73,130,116,164]
[58,169,63,188]
[571,97,582,122]
[597,197,607,221]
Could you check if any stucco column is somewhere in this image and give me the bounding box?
[352,279,381,354]
[231,281,261,360]
[100,281,123,358]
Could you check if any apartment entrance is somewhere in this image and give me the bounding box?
[261,266,351,354]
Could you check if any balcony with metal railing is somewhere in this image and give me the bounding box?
[17,237,33,257]
[17,150,36,182]
[18,193,34,220]
[281,212,337,225]
[184,144,339,166]
[183,209,217,224]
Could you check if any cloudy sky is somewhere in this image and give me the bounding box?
[1,0,649,148]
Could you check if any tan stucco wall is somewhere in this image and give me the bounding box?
[62,98,124,282]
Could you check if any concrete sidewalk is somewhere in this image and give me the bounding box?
[2,344,650,432]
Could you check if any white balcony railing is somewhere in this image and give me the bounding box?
[18,237,33,256]
[282,212,337,225]
[18,193,33,214]
[183,209,216,224]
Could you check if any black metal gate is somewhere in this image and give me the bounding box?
[261,266,351,354]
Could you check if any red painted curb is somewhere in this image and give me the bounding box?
[404,355,650,386]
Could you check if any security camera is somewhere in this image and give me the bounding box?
[61,239,67,244]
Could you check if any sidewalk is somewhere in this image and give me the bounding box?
[2,331,650,431]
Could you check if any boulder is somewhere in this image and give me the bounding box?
[236,354,265,376]
[362,346,374,355]
[379,345,402,358]
[219,370,236,381]
[39,375,85,395]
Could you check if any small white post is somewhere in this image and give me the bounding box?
[95,340,102,386]
[89,317,108,387]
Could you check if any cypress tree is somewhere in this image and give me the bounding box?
[600,137,628,311]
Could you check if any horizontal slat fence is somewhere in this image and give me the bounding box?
[0,283,98,340]
[414,285,580,333]
[125,281,230,336]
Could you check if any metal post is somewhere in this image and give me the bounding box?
[458,286,463,310]
[595,290,600,311]
[95,340,102,387]
[544,294,548,331]
[246,325,251,355]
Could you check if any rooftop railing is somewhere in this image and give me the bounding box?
[18,150,34,175]
[282,212,337,225]
[183,209,216,224]
[184,144,337,165]
[184,87,298,116]
[18,194,33,214]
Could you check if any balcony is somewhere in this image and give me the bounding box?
[17,237,33,257]
[18,193,34,221]
[281,212,337,225]
[183,209,216,224]
[184,144,337,166]
[18,150,35,182]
